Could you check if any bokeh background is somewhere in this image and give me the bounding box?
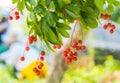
[0,0,120,83]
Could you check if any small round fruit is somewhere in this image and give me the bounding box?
[15,15,20,20]
[72,57,77,61]
[103,24,108,30]
[25,46,30,51]
[8,16,13,20]
[14,11,19,16]
[40,51,45,56]
[81,45,86,50]
[20,56,25,61]
[109,29,114,34]
[40,56,44,61]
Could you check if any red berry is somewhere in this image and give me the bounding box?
[103,15,108,20]
[20,56,25,61]
[108,15,112,18]
[63,51,68,58]
[15,15,20,20]
[72,42,78,48]
[33,37,37,42]
[109,29,114,34]
[29,40,33,44]
[65,57,72,64]
[78,40,82,44]
[40,56,44,61]
[65,48,71,52]
[81,45,86,50]
[36,71,40,75]
[57,45,61,49]
[73,52,78,56]
[8,16,13,20]
[103,24,108,30]
[14,11,19,16]
[40,51,45,56]
[53,45,57,49]
[38,62,44,69]
[72,57,77,61]
[110,25,116,29]
[25,46,30,51]
[107,22,111,27]
[33,67,37,72]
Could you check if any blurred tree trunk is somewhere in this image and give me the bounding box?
[46,50,67,83]
[46,23,83,83]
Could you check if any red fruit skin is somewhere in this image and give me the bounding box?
[40,51,45,56]
[29,40,33,44]
[8,16,13,20]
[109,29,114,34]
[36,71,40,75]
[25,46,30,51]
[33,37,37,42]
[40,56,44,61]
[65,48,71,52]
[20,56,25,61]
[33,67,37,72]
[81,45,86,50]
[107,22,111,27]
[73,52,78,56]
[15,11,19,16]
[57,45,61,49]
[78,40,82,44]
[15,15,20,20]
[72,57,77,61]
[63,51,68,58]
[65,56,72,64]
[110,25,116,29]
[103,15,108,20]
[38,62,44,69]
[53,45,57,49]
[72,42,78,48]
[103,24,108,30]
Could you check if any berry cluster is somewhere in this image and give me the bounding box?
[52,45,61,49]
[28,35,37,44]
[100,14,111,20]
[8,11,20,20]
[100,13,116,34]
[33,51,45,75]
[20,35,37,61]
[63,40,86,64]
[103,22,116,34]
[33,62,44,75]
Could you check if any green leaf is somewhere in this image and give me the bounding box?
[56,22,71,30]
[17,0,25,13]
[57,28,69,37]
[57,0,63,8]
[113,1,120,6]
[12,0,19,4]
[25,2,33,11]
[39,0,46,7]
[65,9,77,18]
[103,4,114,14]
[30,12,36,21]
[34,6,43,14]
[42,21,62,45]
[63,0,71,4]
[94,0,105,10]
[45,40,55,52]
[84,17,98,28]
[46,12,58,27]
[48,1,56,12]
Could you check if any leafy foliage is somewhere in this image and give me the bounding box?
[12,0,120,49]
